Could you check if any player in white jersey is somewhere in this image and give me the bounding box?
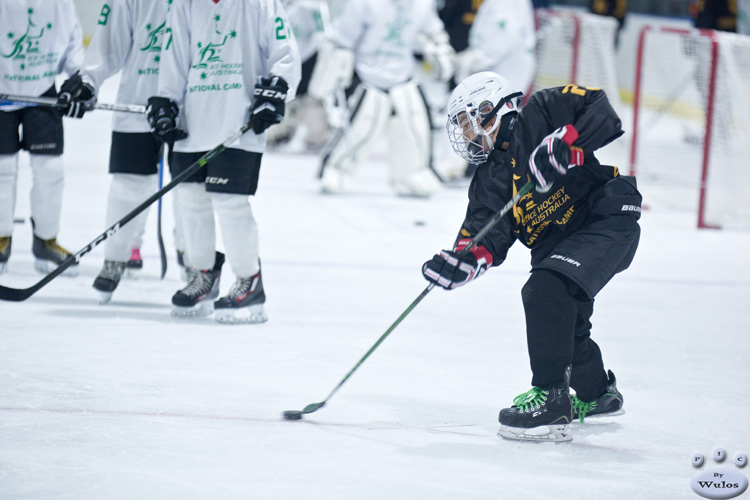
[0,0,83,276]
[149,0,301,324]
[266,0,329,151]
[448,0,536,181]
[310,0,455,197]
[457,0,536,95]
[57,0,181,303]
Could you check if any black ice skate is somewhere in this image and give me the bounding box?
[214,270,267,325]
[171,252,224,317]
[571,370,625,422]
[497,366,573,442]
[126,248,143,277]
[93,260,127,305]
[0,236,10,275]
[32,234,78,276]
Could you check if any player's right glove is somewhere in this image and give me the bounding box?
[57,72,96,119]
[250,76,288,134]
[146,96,188,144]
[422,239,493,290]
[528,124,584,193]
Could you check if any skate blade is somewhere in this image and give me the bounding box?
[124,268,141,280]
[97,291,113,305]
[214,304,268,325]
[171,301,214,318]
[497,424,573,442]
[578,408,626,421]
[34,259,78,277]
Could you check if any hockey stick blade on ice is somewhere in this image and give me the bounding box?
[0,93,146,114]
[0,122,255,302]
[282,180,534,421]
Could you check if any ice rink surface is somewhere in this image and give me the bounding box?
[1,77,749,499]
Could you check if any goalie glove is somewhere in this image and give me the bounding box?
[422,239,493,290]
[250,76,288,134]
[57,72,95,119]
[528,125,584,193]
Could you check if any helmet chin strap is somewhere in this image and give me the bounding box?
[479,91,523,153]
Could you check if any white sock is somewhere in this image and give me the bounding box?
[0,154,19,237]
[212,192,260,278]
[103,173,157,262]
[178,183,216,271]
[29,154,64,239]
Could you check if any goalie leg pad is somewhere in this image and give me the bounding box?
[212,192,260,278]
[103,173,157,262]
[0,154,19,236]
[387,82,440,197]
[177,183,216,271]
[320,85,390,193]
[29,154,64,239]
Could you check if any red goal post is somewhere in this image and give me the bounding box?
[629,26,750,229]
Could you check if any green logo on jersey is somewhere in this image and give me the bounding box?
[2,7,58,80]
[192,14,237,69]
[376,5,412,58]
[2,8,52,66]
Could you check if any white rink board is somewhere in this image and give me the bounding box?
[0,76,749,499]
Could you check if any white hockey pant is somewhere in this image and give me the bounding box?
[320,82,440,196]
[177,183,259,278]
[103,173,157,262]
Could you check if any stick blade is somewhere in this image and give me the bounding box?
[302,402,326,414]
[0,284,36,302]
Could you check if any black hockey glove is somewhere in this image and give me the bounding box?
[57,72,96,119]
[528,125,584,193]
[146,96,188,144]
[250,76,288,134]
[422,239,493,290]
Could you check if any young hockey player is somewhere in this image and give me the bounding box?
[149,0,301,324]
[310,0,454,198]
[422,72,641,442]
[0,0,84,276]
[57,0,174,303]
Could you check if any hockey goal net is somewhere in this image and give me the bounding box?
[629,26,750,229]
[533,8,623,114]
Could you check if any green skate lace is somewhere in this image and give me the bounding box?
[512,387,548,413]
[571,395,598,422]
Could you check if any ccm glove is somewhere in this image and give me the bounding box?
[528,124,584,193]
[422,239,493,290]
[57,72,95,118]
[146,97,188,144]
[250,76,288,134]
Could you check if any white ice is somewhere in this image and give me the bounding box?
[1,76,749,500]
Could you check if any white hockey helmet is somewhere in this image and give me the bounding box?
[446,72,523,164]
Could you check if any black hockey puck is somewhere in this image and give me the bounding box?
[414,220,425,226]
[282,410,303,421]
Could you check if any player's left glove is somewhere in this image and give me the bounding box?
[250,76,288,134]
[528,124,584,193]
[57,72,96,119]
[422,239,493,290]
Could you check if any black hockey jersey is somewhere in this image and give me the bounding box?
[457,85,625,265]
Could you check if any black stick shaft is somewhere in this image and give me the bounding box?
[304,180,534,413]
[0,123,253,302]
